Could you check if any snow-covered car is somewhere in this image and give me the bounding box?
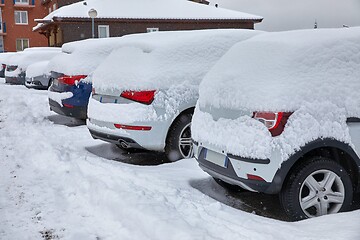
[0,52,16,78]
[192,27,360,220]
[25,61,52,90]
[5,47,61,85]
[87,29,262,161]
[47,36,158,120]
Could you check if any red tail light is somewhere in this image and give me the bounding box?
[247,174,265,181]
[253,112,292,137]
[120,90,156,105]
[58,75,87,85]
[114,124,152,131]
[63,103,74,108]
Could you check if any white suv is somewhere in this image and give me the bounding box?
[192,27,360,220]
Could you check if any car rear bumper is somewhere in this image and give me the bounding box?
[49,99,87,119]
[87,118,166,151]
[25,76,49,90]
[196,146,273,192]
[5,76,25,85]
[88,128,144,149]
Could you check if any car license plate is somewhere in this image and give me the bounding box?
[204,149,228,168]
[99,96,118,104]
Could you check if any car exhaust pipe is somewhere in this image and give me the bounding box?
[119,139,130,149]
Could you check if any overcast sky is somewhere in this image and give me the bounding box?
[210,0,360,31]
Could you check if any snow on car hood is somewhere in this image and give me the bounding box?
[92,29,263,93]
[199,27,360,114]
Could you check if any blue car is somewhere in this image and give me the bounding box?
[48,71,92,120]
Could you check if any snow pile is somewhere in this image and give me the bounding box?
[199,27,360,112]
[26,61,50,78]
[48,91,73,107]
[1,82,359,239]
[193,27,360,160]
[6,48,61,70]
[47,32,180,76]
[34,0,262,31]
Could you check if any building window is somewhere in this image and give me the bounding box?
[14,11,28,25]
[53,3,57,10]
[147,28,159,33]
[16,39,29,51]
[14,0,29,4]
[98,25,109,38]
[49,8,52,14]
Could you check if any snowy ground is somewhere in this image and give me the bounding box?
[0,79,359,240]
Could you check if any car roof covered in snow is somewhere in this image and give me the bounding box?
[6,48,61,69]
[48,31,201,75]
[198,27,360,114]
[91,29,262,92]
[0,52,17,64]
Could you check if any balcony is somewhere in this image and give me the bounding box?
[13,0,35,8]
[0,22,6,36]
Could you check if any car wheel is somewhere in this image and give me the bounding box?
[280,157,353,221]
[165,112,193,161]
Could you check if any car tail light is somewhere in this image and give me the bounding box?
[58,75,87,85]
[63,103,74,108]
[247,174,265,181]
[253,112,292,137]
[114,124,152,131]
[120,90,156,105]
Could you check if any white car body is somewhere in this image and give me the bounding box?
[192,27,360,220]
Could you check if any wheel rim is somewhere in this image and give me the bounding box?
[299,169,345,218]
[178,122,193,158]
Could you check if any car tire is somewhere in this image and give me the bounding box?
[280,157,353,221]
[165,112,193,161]
[213,178,244,192]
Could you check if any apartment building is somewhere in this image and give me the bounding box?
[0,0,79,52]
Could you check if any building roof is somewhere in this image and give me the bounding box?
[34,0,263,31]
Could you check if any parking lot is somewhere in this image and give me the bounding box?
[1,81,359,240]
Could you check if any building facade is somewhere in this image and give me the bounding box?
[41,0,80,14]
[0,0,49,52]
[34,0,263,47]
[0,0,80,52]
